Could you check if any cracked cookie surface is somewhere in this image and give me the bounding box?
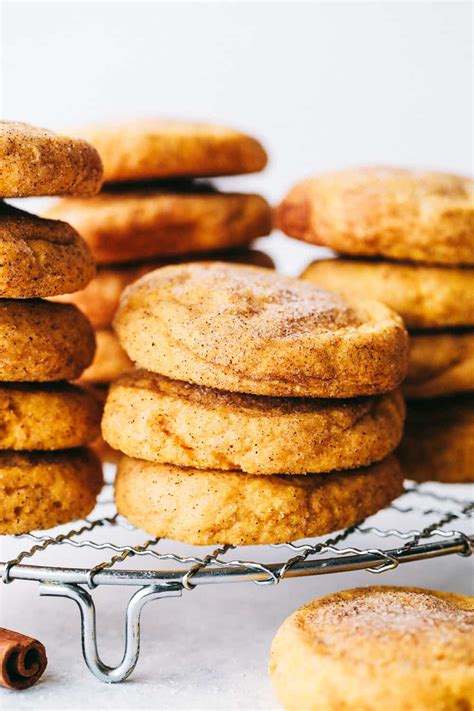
[114,262,409,398]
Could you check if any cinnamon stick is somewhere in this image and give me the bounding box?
[0,628,47,690]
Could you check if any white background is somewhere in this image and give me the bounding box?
[1,2,473,709]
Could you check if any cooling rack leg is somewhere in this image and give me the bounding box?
[39,582,182,683]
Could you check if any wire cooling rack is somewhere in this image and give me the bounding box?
[1,478,473,683]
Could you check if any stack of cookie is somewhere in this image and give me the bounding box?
[44,120,273,389]
[276,167,474,484]
[102,262,408,545]
[0,121,104,534]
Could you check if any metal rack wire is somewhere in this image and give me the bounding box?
[1,480,473,683]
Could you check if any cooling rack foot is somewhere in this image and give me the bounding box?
[39,582,182,683]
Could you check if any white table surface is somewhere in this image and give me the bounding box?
[1,236,473,710]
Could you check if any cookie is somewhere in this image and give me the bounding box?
[115,455,403,545]
[302,258,474,329]
[78,120,267,181]
[53,248,274,328]
[276,167,474,265]
[103,370,405,474]
[114,262,409,398]
[405,331,474,398]
[0,202,95,298]
[0,121,103,197]
[79,329,132,384]
[398,397,474,483]
[269,586,474,711]
[0,383,101,450]
[44,188,272,263]
[0,300,95,382]
[0,449,103,534]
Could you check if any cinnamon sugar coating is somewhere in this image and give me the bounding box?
[0,383,101,450]
[277,167,474,265]
[78,119,267,182]
[270,586,474,711]
[103,370,405,474]
[0,202,95,297]
[114,455,403,545]
[0,300,95,381]
[0,449,103,534]
[45,188,272,263]
[0,121,103,197]
[114,262,409,398]
[53,249,274,328]
[302,258,474,329]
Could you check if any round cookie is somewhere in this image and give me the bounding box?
[405,331,474,398]
[269,586,474,711]
[0,202,95,298]
[302,258,474,329]
[53,249,274,328]
[0,449,103,534]
[0,121,103,197]
[79,329,132,384]
[45,188,272,264]
[0,383,101,450]
[115,455,403,545]
[398,397,474,483]
[276,167,474,265]
[114,262,409,398]
[0,300,95,382]
[78,120,267,181]
[103,370,405,475]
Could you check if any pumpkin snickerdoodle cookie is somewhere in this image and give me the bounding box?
[269,586,474,711]
[45,188,272,264]
[0,383,102,450]
[114,262,409,398]
[0,449,103,534]
[276,167,474,265]
[398,397,474,483]
[78,119,267,182]
[404,331,474,398]
[115,455,403,545]
[53,249,274,328]
[79,329,132,384]
[103,370,405,475]
[0,300,95,381]
[0,121,103,197]
[301,258,474,329]
[0,202,95,298]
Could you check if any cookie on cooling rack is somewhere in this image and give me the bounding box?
[114,454,403,545]
[0,203,95,298]
[398,396,474,483]
[301,258,474,330]
[0,383,101,450]
[114,262,409,398]
[276,167,474,265]
[0,449,103,534]
[52,249,274,329]
[0,121,103,197]
[45,188,272,264]
[77,119,268,182]
[269,586,474,711]
[0,300,95,382]
[79,329,132,385]
[103,370,405,474]
[404,331,474,399]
